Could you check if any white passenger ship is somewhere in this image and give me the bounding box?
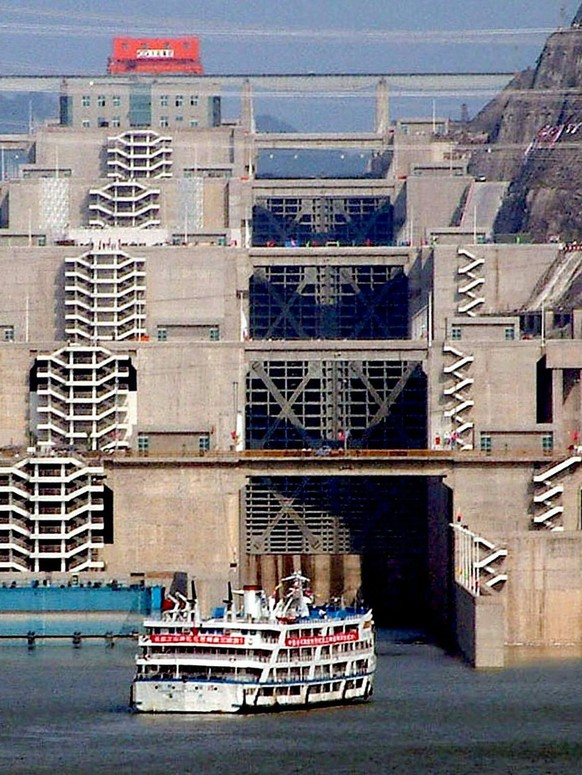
[130,571,376,713]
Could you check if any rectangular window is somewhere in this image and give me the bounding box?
[157,326,167,342]
[111,117,121,128]
[190,95,199,106]
[480,433,492,453]
[199,434,210,452]
[137,434,150,453]
[175,95,184,107]
[81,95,91,107]
[190,119,199,128]
[209,326,220,341]
[160,95,169,107]
[175,115,184,123]
[82,119,90,128]
[451,325,462,341]
[542,433,554,454]
[2,326,14,342]
[504,326,515,340]
[160,116,169,128]
[97,95,106,107]
[112,95,121,107]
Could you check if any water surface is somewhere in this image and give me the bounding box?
[0,631,581,774]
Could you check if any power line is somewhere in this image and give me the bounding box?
[0,15,563,45]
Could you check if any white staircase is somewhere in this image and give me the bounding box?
[532,455,581,530]
[443,344,475,450]
[457,247,485,316]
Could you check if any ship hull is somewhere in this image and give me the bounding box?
[131,674,374,714]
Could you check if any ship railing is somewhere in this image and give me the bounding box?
[138,651,273,663]
[139,647,373,666]
[275,650,369,664]
[140,671,262,684]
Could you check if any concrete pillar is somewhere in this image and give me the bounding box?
[375,78,389,136]
[455,585,505,668]
[240,79,256,178]
[240,78,255,134]
[551,367,565,451]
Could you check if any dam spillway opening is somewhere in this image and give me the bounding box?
[244,474,452,630]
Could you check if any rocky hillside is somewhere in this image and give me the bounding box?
[468,5,582,241]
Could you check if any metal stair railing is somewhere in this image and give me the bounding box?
[452,523,508,595]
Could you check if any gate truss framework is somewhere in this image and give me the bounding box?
[246,359,427,449]
[252,196,393,247]
[244,475,427,556]
[249,264,408,340]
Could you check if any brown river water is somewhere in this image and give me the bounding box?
[0,630,581,774]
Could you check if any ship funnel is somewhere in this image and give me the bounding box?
[243,585,262,619]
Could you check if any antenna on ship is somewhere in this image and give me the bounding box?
[190,578,201,627]
[223,581,234,618]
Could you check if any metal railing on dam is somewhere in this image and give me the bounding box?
[93,447,565,479]
[98,448,556,462]
[1,448,559,468]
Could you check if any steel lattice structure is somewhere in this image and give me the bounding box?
[244,475,427,556]
[245,359,426,450]
[252,196,393,247]
[250,264,408,339]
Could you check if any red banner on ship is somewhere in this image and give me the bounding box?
[285,631,359,647]
[150,633,246,645]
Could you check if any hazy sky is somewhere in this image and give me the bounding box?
[0,1,577,131]
[0,0,575,76]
